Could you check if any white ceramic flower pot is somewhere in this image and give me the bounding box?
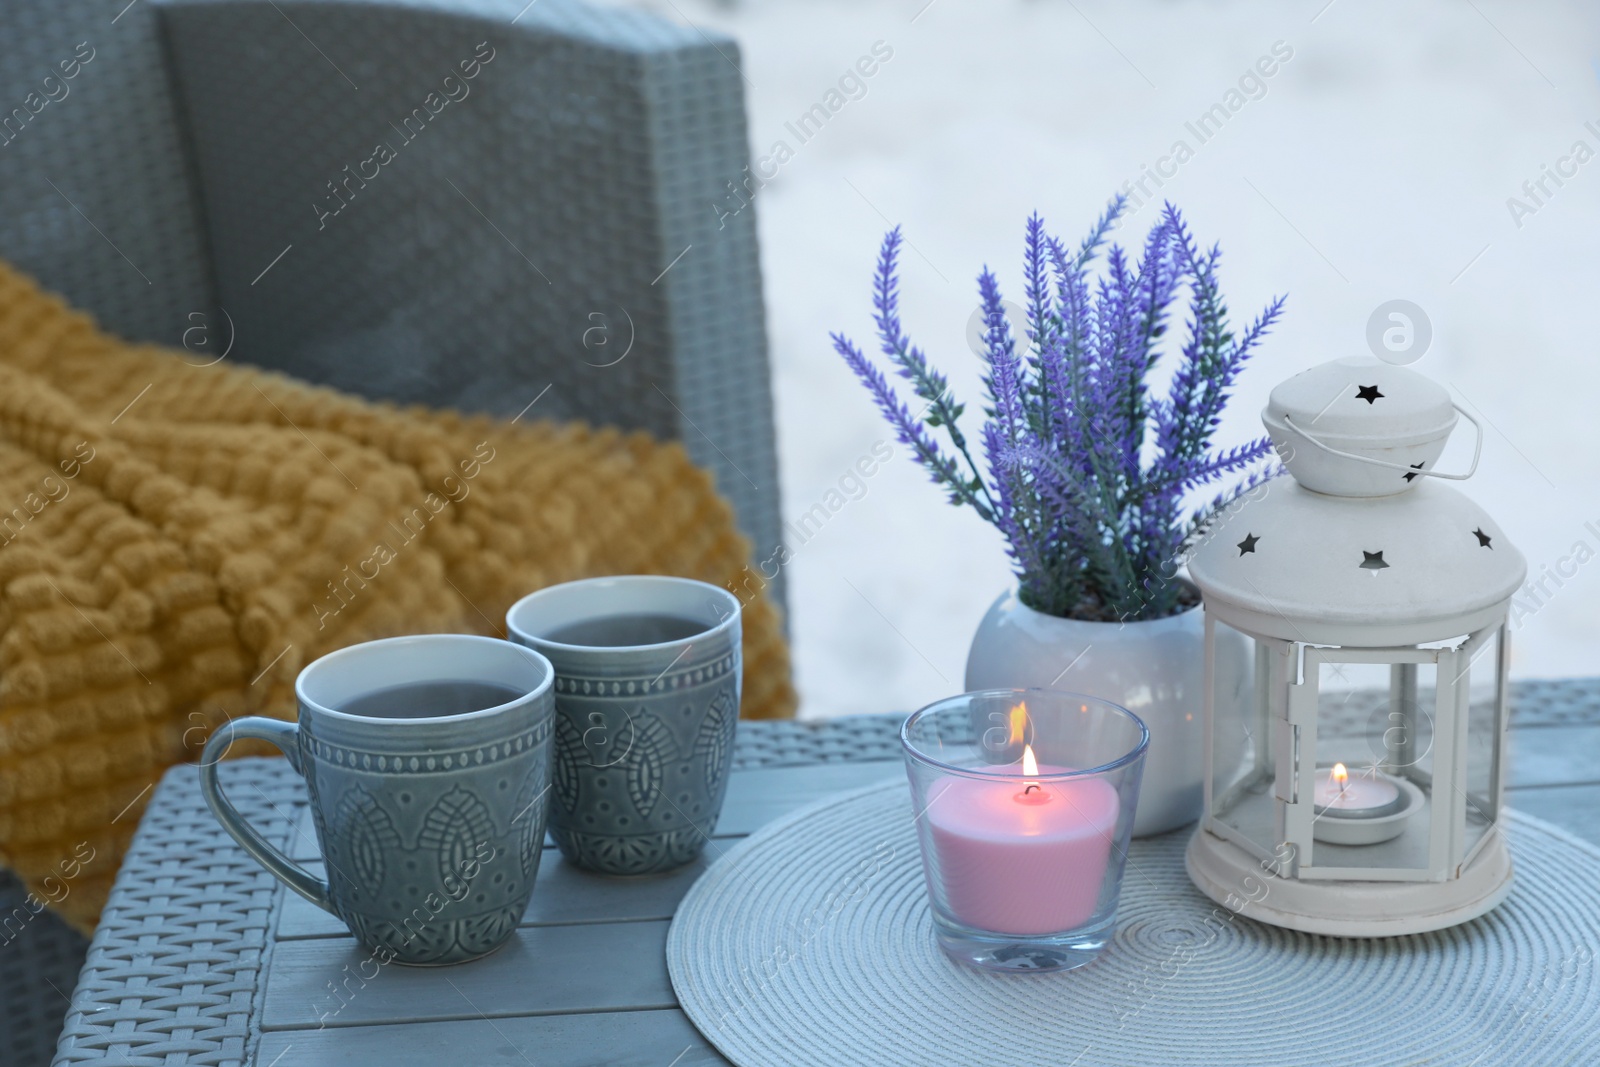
[965,587,1247,837]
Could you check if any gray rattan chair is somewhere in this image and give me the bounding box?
[0,1,779,1062]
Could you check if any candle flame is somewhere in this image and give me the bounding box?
[1332,762,1349,791]
[1022,744,1039,778]
[1008,702,1028,747]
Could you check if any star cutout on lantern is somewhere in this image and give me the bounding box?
[1360,550,1390,571]
[1403,462,1425,483]
[1474,527,1493,548]
[1237,533,1260,556]
[1356,385,1384,404]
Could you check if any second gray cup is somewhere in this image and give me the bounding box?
[506,575,741,874]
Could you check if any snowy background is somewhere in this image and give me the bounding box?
[604,0,1600,719]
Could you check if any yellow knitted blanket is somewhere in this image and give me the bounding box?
[0,262,794,931]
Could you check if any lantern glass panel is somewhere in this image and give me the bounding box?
[1316,659,1394,765]
[1305,655,1439,878]
[1461,628,1504,861]
[1208,620,1276,858]
[1385,660,1430,779]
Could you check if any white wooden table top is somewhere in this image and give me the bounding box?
[51,686,1600,1066]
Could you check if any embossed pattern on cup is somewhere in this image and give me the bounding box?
[199,635,555,966]
[507,576,742,875]
[300,700,553,965]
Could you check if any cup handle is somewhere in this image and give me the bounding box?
[198,716,334,914]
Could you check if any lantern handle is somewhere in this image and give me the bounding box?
[1280,404,1482,482]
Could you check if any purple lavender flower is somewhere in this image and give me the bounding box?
[834,198,1284,621]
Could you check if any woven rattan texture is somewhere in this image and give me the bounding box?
[50,759,301,1067]
[0,1,215,348]
[1321,678,1598,735]
[157,0,785,606]
[1505,677,1600,727]
[730,715,904,770]
[669,779,1600,1067]
[727,677,1600,772]
[0,871,89,1067]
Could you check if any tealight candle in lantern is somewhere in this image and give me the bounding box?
[1311,762,1420,846]
[1314,762,1402,818]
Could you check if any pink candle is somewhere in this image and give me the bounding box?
[924,755,1120,936]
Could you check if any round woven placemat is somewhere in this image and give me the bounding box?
[668,780,1600,1066]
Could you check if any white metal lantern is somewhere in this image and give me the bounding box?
[1185,355,1526,936]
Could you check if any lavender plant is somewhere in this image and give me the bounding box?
[832,197,1285,622]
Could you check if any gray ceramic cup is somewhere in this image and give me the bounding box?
[506,575,741,875]
[199,634,555,966]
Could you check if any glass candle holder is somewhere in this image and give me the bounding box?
[902,689,1149,973]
